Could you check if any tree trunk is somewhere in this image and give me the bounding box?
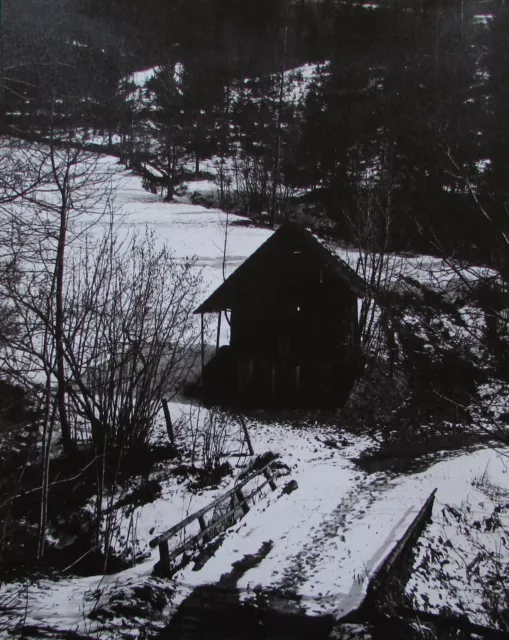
[166,147,175,201]
[270,0,288,229]
[37,379,57,559]
[55,195,72,453]
[165,179,174,202]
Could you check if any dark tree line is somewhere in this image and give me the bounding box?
[2,0,509,266]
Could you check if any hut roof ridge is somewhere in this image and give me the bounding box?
[195,222,365,314]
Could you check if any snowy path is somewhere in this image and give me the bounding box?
[171,441,508,620]
[4,444,506,636]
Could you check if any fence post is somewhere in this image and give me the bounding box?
[198,515,210,544]
[161,399,175,447]
[264,467,277,491]
[159,540,170,565]
[238,414,255,456]
[236,488,250,515]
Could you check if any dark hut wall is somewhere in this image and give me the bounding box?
[197,223,363,409]
[228,245,358,408]
[230,258,357,360]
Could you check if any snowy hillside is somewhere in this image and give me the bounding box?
[1,156,508,639]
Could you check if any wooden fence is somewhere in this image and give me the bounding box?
[150,459,280,570]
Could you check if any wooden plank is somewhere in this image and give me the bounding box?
[165,474,276,562]
[238,413,255,456]
[161,398,175,446]
[216,311,222,354]
[200,313,205,378]
[149,460,277,548]
[236,488,250,515]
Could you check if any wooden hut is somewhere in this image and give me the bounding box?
[195,223,364,409]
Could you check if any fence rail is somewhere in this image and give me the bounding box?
[150,459,281,569]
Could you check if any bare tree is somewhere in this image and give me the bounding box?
[63,227,202,455]
[0,135,112,443]
[61,225,201,557]
[0,132,202,559]
[344,147,403,377]
[0,134,117,556]
[410,147,509,445]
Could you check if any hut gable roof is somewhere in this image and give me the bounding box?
[195,223,364,314]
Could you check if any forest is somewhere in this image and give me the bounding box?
[1,1,509,638]
[3,0,509,263]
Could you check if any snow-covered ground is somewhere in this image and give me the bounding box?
[1,156,508,638]
[107,161,270,349]
[3,409,507,635]
[124,61,329,109]
[407,447,509,627]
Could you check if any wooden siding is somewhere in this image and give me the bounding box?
[198,223,362,409]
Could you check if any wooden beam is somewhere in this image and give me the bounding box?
[238,413,255,456]
[235,488,250,515]
[164,474,277,563]
[161,398,175,446]
[216,311,222,354]
[200,313,205,379]
[363,489,437,609]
